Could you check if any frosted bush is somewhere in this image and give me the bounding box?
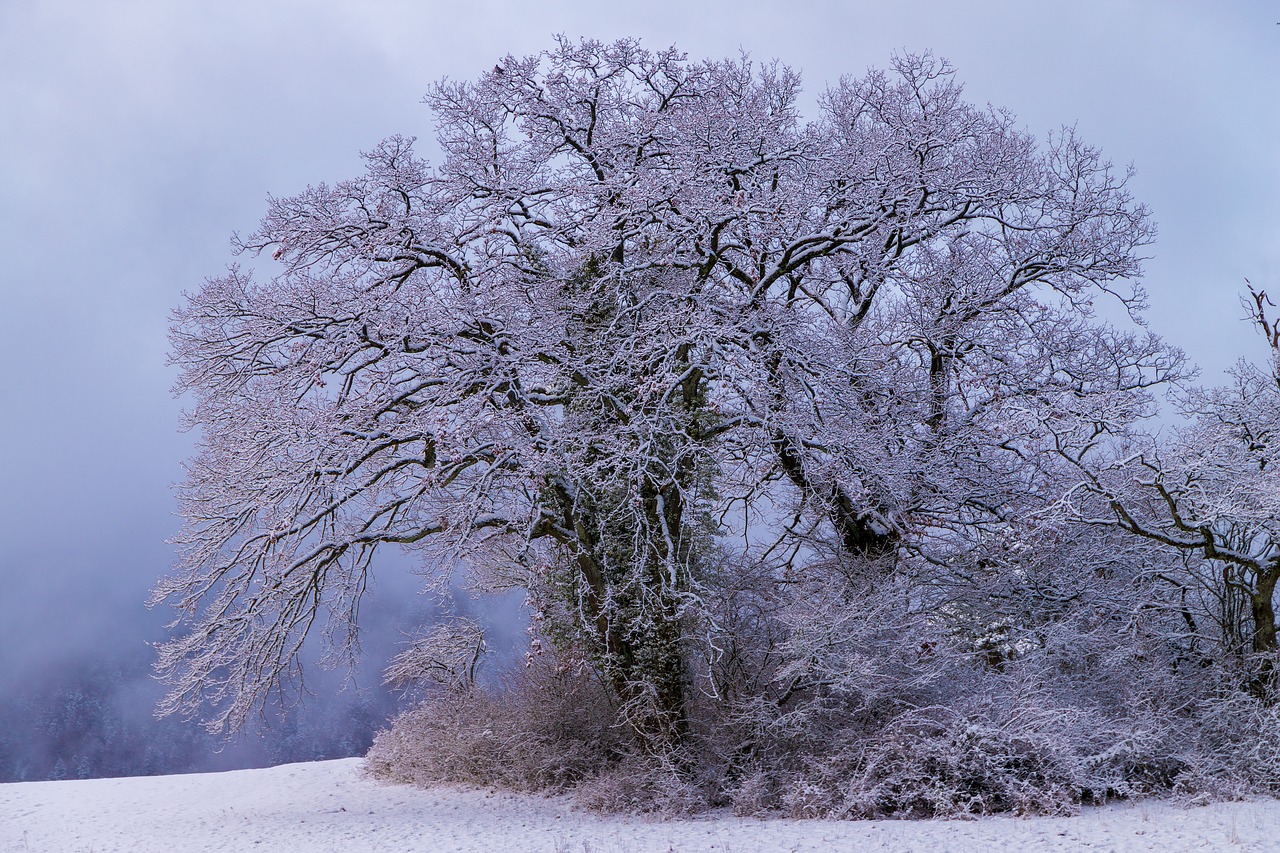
[366,658,620,793]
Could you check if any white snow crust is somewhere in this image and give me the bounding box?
[3,758,1278,852]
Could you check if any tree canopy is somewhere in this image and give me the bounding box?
[159,44,1278,811]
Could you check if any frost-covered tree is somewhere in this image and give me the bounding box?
[1068,286,1280,691]
[157,38,1172,746]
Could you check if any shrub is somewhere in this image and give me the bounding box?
[366,657,621,793]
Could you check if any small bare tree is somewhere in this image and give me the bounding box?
[1067,286,1280,692]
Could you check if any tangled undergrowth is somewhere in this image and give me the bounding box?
[367,577,1280,820]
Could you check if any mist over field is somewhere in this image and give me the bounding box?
[0,558,528,782]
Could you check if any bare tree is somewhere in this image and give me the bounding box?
[156,39,1166,744]
[1067,286,1280,692]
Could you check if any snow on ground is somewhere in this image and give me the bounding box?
[2,758,1278,852]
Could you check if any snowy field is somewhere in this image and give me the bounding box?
[3,758,1279,852]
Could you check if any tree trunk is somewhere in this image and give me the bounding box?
[608,594,688,753]
[1247,560,1279,699]
[553,487,690,752]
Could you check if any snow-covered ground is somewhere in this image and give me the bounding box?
[2,758,1278,852]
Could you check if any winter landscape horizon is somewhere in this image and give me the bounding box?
[3,4,1279,851]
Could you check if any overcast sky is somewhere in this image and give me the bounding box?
[1,0,1276,709]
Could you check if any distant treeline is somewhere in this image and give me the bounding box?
[0,649,402,783]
